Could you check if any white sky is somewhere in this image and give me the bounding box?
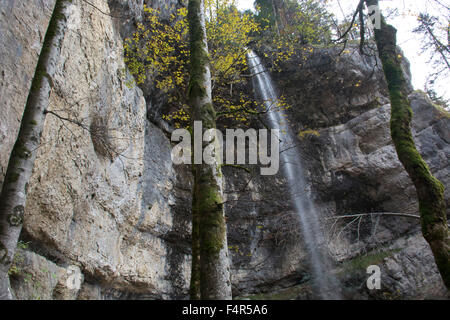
[236,0,255,10]
[236,0,450,100]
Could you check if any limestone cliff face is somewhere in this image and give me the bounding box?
[225,47,449,299]
[0,0,55,184]
[1,0,190,299]
[267,48,449,299]
[0,0,448,300]
[304,92,449,299]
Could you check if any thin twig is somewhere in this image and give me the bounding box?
[80,0,132,19]
[326,212,421,220]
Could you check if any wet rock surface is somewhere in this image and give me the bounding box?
[0,0,448,299]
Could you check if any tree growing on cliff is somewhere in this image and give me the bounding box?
[362,0,450,290]
[124,1,269,299]
[254,0,282,34]
[413,9,450,106]
[187,0,232,299]
[254,0,333,41]
[124,0,333,299]
[124,1,263,130]
[251,0,334,72]
[0,0,71,300]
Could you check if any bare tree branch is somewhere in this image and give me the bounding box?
[325,212,421,220]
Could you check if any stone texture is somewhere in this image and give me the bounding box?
[228,47,449,297]
[300,92,450,262]
[381,234,448,299]
[1,0,448,300]
[9,248,83,300]
[0,0,56,187]
[339,233,448,300]
[267,45,391,130]
[223,166,309,296]
[2,0,191,299]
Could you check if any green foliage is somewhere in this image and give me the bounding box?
[17,240,29,250]
[253,1,333,43]
[236,283,312,300]
[287,0,333,44]
[8,241,29,277]
[298,128,320,139]
[124,1,267,129]
[413,12,450,92]
[124,5,189,93]
[206,1,259,84]
[426,88,450,110]
[342,249,398,273]
[252,0,334,71]
[253,0,277,31]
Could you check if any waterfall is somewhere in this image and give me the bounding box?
[247,50,340,299]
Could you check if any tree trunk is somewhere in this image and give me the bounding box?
[365,0,450,290]
[189,190,201,299]
[271,0,281,36]
[274,0,287,31]
[0,0,70,300]
[187,0,232,299]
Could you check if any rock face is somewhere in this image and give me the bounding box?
[0,0,55,186]
[0,0,448,300]
[308,92,449,220]
[9,248,83,300]
[225,48,449,298]
[262,45,393,128]
[271,50,449,298]
[313,93,449,299]
[1,0,190,299]
[298,92,449,261]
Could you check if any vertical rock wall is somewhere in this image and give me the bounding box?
[0,0,448,300]
[1,0,191,299]
[0,0,55,186]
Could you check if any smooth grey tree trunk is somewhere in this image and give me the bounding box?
[0,0,71,300]
[187,0,232,300]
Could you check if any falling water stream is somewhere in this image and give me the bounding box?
[247,50,340,299]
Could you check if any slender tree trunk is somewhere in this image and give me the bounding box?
[189,189,201,299]
[187,0,232,299]
[271,0,281,36]
[365,0,450,290]
[275,0,287,31]
[447,21,449,48]
[423,24,450,70]
[0,0,71,300]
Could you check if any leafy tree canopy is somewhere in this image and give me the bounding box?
[123,0,335,128]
